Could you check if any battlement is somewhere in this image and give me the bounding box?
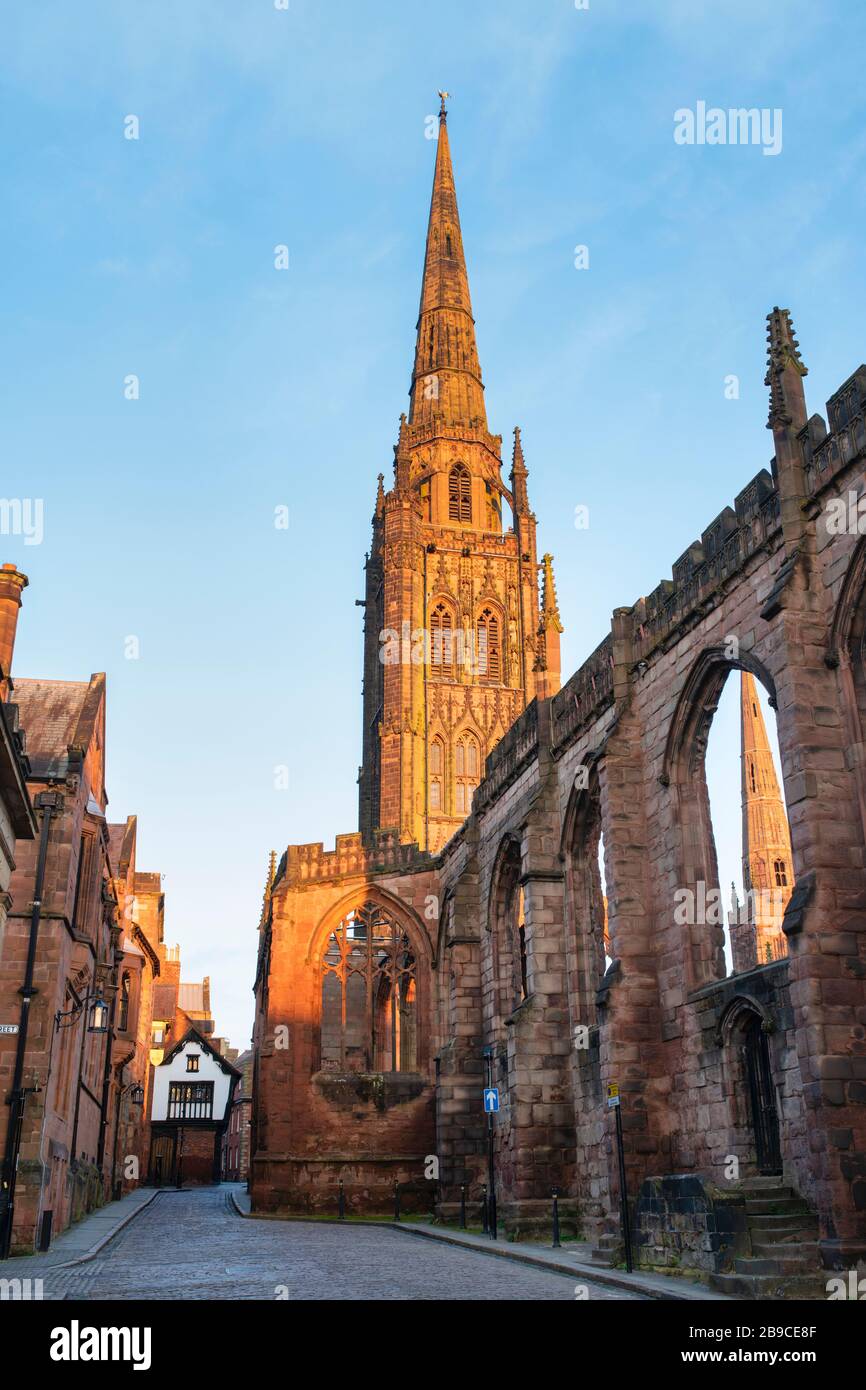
[475,698,540,811]
[284,827,431,887]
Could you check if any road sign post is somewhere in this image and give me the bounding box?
[483,1046,497,1240]
[608,1082,633,1273]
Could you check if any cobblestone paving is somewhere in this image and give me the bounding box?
[39,1187,647,1301]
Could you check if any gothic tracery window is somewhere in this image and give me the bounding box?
[476,607,501,682]
[455,732,480,816]
[429,735,445,813]
[430,602,454,677]
[448,464,471,523]
[320,902,418,1073]
[773,859,788,887]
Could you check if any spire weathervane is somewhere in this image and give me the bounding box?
[438,90,450,117]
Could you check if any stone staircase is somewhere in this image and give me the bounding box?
[708,1177,826,1299]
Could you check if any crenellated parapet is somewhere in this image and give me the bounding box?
[283,828,432,887]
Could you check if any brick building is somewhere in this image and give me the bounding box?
[252,102,866,1294]
[222,1049,253,1182]
[0,569,227,1254]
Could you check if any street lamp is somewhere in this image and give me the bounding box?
[55,993,110,1034]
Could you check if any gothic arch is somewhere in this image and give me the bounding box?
[661,645,778,788]
[314,892,429,1075]
[487,834,528,1025]
[305,884,433,967]
[661,645,782,990]
[561,767,609,1030]
[826,535,866,841]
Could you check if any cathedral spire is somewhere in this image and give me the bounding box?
[739,671,793,967]
[408,95,486,429]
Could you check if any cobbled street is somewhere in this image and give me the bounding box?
[35,1188,647,1301]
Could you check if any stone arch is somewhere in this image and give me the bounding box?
[487,834,527,1028]
[313,892,430,1075]
[827,534,866,841]
[661,645,782,990]
[561,766,609,1031]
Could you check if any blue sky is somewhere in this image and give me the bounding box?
[2,1,864,1048]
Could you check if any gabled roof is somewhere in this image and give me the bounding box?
[14,674,105,779]
[158,1026,242,1077]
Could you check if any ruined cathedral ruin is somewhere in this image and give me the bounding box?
[251,100,866,1295]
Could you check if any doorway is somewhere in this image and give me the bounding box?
[742,1013,782,1174]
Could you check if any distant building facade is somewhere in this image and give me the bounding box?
[150,1030,239,1186]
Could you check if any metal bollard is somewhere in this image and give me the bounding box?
[459,1183,467,1229]
[552,1187,561,1248]
[481,1184,488,1235]
[393,1179,401,1222]
[338,1179,345,1221]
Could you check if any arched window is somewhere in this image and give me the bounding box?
[489,838,528,1021]
[455,732,480,816]
[773,859,788,887]
[476,608,501,682]
[448,464,471,523]
[320,901,418,1073]
[429,736,445,813]
[430,602,454,677]
[118,973,131,1032]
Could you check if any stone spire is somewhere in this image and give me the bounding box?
[535,553,563,700]
[258,850,277,930]
[738,671,793,968]
[765,306,808,434]
[510,426,530,516]
[408,95,486,429]
[393,413,411,496]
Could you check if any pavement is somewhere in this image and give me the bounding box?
[0,1185,158,1279]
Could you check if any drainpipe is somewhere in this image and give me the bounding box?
[0,791,58,1258]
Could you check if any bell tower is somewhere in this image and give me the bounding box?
[738,671,794,966]
[358,96,561,853]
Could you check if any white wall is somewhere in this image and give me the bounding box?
[151,1039,233,1122]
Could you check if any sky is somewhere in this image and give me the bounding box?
[2,1,864,1049]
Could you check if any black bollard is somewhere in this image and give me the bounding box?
[459,1184,467,1230]
[393,1179,401,1222]
[481,1184,488,1235]
[338,1179,345,1221]
[552,1187,561,1248]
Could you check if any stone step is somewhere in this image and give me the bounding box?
[708,1271,828,1300]
[748,1217,819,1242]
[734,1254,819,1277]
[590,1252,617,1268]
[751,1240,819,1261]
[740,1175,788,1188]
[745,1196,812,1216]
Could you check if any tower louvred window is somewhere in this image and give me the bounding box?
[429,736,444,812]
[476,608,501,681]
[430,602,454,676]
[455,733,480,815]
[448,464,471,522]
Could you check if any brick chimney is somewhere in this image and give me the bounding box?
[0,563,28,699]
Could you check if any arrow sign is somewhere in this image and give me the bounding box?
[483,1087,499,1113]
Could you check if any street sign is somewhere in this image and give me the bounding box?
[0,1024,19,1035]
[483,1087,500,1113]
[607,1082,620,1109]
